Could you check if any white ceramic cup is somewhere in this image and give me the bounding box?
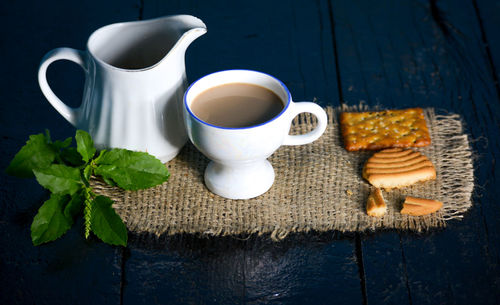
[183,70,328,199]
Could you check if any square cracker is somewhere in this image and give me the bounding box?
[340,108,431,151]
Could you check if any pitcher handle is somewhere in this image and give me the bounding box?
[38,47,87,126]
[283,101,328,146]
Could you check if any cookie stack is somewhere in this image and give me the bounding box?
[340,108,442,217]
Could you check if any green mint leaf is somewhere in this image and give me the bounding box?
[90,196,127,246]
[52,137,72,150]
[44,129,52,142]
[94,149,169,190]
[64,191,84,221]
[75,130,96,163]
[82,164,92,186]
[101,176,117,187]
[44,129,71,150]
[31,194,72,246]
[33,164,82,195]
[6,133,56,178]
[60,147,84,166]
[94,149,107,163]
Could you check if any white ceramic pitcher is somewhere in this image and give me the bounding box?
[38,15,207,162]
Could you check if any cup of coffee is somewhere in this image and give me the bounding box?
[183,70,328,199]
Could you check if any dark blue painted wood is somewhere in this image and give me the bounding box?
[243,233,361,305]
[400,1,500,303]
[474,0,500,268]
[122,235,246,305]
[331,0,500,304]
[475,0,500,85]
[0,0,139,304]
[2,0,500,304]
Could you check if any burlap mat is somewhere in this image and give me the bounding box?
[91,105,474,240]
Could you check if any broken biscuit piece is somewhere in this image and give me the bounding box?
[400,196,443,216]
[366,187,387,217]
[340,108,431,151]
[363,148,436,190]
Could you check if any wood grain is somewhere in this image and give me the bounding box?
[331,0,500,304]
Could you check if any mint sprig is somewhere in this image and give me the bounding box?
[6,130,170,246]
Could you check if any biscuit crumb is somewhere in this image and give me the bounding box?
[401,196,443,216]
[366,187,387,217]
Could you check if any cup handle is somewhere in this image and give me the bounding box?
[283,101,328,145]
[38,47,87,126]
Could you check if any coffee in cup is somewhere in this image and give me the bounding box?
[190,83,284,128]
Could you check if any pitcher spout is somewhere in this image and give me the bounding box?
[174,15,207,51]
[87,14,206,71]
[149,14,207,68]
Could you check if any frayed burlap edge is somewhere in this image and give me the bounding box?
[91,105,474,240]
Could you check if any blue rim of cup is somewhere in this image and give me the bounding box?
[184,69,292,130]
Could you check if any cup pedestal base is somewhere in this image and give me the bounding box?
[204,160,275,199]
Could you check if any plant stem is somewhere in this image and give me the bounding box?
[83,187,93,239]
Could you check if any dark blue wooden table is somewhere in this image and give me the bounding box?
[1,0,499,304]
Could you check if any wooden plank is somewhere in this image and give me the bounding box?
[473,0,500,266]
[331,0,500,304]
[0,0,140,303]
[244,233,361,304]
[122,235,246,305]
[356,233,411,305]
[402,1,500,303]
[123,234,361,305]
[475,0,500,85]
[120,1,363,304]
